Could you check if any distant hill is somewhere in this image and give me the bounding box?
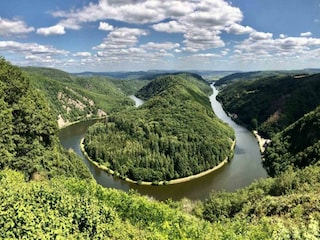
[215,69,320,86]
[74,70,237,81]
[83,74,234,183]
[217,73,320,138]
[264,106,320,176]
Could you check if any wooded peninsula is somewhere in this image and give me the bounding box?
[83,74,235,184]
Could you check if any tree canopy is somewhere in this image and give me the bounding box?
[263,106,320,176]
[84,74,234,182]
[0,57,90,180]
[217,73,320,138]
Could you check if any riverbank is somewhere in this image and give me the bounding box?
[58,116,106,130]
[80,138,236,186]
[253,130,271,153]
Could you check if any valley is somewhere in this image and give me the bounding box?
[1,58,320,238]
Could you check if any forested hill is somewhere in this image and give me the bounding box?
[215,71,284,86]
[264,106,320,176]
[22,67,149,127]
[136,72,212,98]
[215,69,320,86]
[0,58,90,180]
[217,73,320,138]
[84,74,235,183]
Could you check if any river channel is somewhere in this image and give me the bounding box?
[59,86,267,201]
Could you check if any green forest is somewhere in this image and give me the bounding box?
[1,57,320,239]
[263,106,320,176]
[216,73,320,176]
[83,74,234,183]
[0,58,90,180]
[217,73,320,138]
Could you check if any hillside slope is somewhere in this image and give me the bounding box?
[215,69,320,86]
[263,106,320,176]
[23,67,138,127]
[84,74,234,183]
[217,73,320,137]
[0,58,90,180]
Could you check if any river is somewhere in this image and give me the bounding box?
[59,86,267,201]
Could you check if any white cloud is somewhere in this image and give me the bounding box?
[98,22,113,31]
[94,27,148,50]
[221,49,230,56]
[161,1,194,17]
[184,0,243,28]
[234,32,320,68]
[249,31,273,41]
[0,17,34,37]
[36,25,66,36]
[0,41,69,56]
[49,0,252,53]
[182,29,225,52]
[73,52,92,57]
[152,20,186,33]
[226,24,254,35]
[192,53,220,58]
[300,31,312,37]
[141,42,180,50]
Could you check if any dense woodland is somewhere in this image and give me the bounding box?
[1,57,320,238]
[217,73,320,177]
[84,74,234,182]
[263,106,320,176]
[217,73,320,138]
[0,58,90,180]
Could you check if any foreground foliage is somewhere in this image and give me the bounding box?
[84,74,234,182]
[1,166,320,239]
[203,164,320,239]
[0,170,213,239]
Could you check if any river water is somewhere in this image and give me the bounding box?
[59,86,267,201]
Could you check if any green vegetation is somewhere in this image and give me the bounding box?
[84,74,234,182]
[217,72,320,178]
[215,70,320,86]
[1,166,320,239]
[0,169,216,239]
[0,58,90,180]
[215,71,286,86]
[202,165,320,239]
[263,106,320,176]
[2,58,320,239]
[23,67,149,126]
[217,73,320,138]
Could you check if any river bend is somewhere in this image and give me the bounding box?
[59,86,267,200]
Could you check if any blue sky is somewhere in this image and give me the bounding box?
[1,0,320,72]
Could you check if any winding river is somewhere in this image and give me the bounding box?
[59,86,267,201]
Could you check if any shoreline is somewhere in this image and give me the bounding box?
[80,138,236,186]
[58,117,106,130]
[252,130,271,154]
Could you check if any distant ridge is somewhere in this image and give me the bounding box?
[215,69,320,86]
[74,70,237,80]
